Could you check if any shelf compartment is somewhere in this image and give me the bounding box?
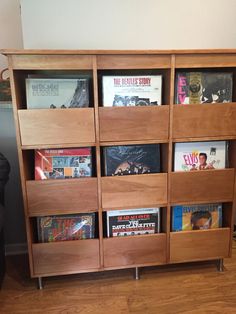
[170,169,235,204]
[99,106,169,142]
[97,55,171,69]
[172,103,236,141]
[26,178,98,216]
[103,234,166,268]
[101,173,167,209]
[10,54,93,70]
[170,228,231,263]
[175,54,236,68]
[32,239,100,276]
[18,108,95,146]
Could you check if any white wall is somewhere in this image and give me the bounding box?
[0,0,23,71]
[21,0,236,49]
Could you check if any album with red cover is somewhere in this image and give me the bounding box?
[37,213,96,242]
[35,148,92,180]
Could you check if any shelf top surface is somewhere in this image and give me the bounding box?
[2,48,236,56]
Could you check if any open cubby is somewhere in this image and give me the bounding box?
[12,70,94,110]
[97,69,171,106]
[2,49,235,283]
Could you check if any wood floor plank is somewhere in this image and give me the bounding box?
[0,241,236,313]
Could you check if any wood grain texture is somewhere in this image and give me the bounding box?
[3,48,236,54]
[104,234,166,268]
[32,240,100,276]
[101,173,167,209]
[175,53,236,68]
[18,108,95,146]
[97,55,171,69]
[1,245,236,313]
[173,103,236,140]
[170,169,235,204]
[170,228,231,263]
[26,178,98,216]
[10,54,93,69]
[99,106,169,142]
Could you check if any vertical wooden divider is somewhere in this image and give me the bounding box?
[229,141,236,256]
[8,56,35,276]
[93,56,104,268]
[166,55,176,263]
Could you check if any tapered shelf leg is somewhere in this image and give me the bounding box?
[134,267,140,280]
[37,277,43,290]
[217,259,224,272]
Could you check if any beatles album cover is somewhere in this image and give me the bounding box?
[107,208,160,237]
[102,75,162,106]
[175,72,233,104]
[26,78,90,109]
[35,148,92,180]
[37,213,96,242]
[103,144,161,176]
[172,203,222,232]
[174,141,227,171]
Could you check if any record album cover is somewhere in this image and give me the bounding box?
[174,141,227,171]
[102,75,162,106]
[37,213,95,242]
[35,148,92,180]
[103,144,161,176]
[26,78,89,109]
[175,72,233,104]
[107,208,160,237]
[172,203,222,231]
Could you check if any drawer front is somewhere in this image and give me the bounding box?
[104,234,166,268]
[170,228,230,263]
[173,103,236,140]
[102,174,167,209]
[32,240,100,276]
[27,178,98,216]
[99,106,169,142]
[19,108,95,146]
[170,169,235,204]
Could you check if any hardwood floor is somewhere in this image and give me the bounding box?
[0,242,236,314]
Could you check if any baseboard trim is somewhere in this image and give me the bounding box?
[5,242,28,256]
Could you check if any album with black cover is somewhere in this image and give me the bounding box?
[103,144,161,176]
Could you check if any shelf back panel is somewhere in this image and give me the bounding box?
[175,54,236,68]
[97,55,171,69]
[10,55,93,70]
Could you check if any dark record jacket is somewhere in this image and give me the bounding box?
[103,144,161,176]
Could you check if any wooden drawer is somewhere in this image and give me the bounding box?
[175,53,236,68]
[11,54,93,69]
[32,239,100,276]
[97,54,171,69]
[27,178,98,216]
[99,106,169,142]
[173,103,236,140]
[170,169,235,204]
[104,234,166,268]
[170,228,230,263]
[18,108,95,147]
[101,173,167,209]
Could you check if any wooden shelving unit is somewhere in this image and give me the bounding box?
[2,49,236,287]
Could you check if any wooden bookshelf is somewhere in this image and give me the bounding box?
[1,49,236,287]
